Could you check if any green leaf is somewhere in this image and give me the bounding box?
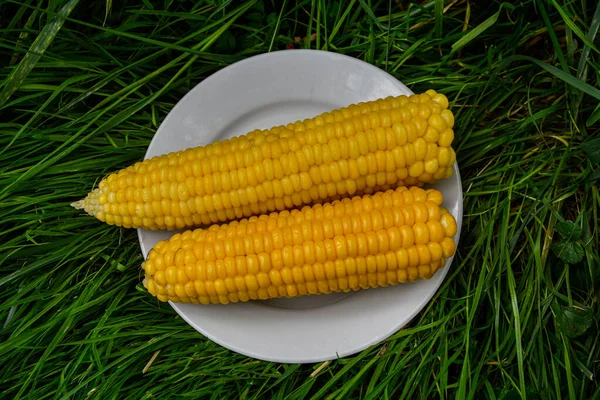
[555,221,582,242]
[434,0,443,38]
[548,0,600,55]
[582,137,600,165]
[451,3,514,53]
[0,0,81,108]
[551,242,584,264]
[585,167,600,190]
[551,301,594,338]
[518,104,561,131]
[586,103,600,127]
[104,0,112,26]
[498,55,600,101]
[327,1,340,19]
[357,0,386,31]
[576,0,600,81]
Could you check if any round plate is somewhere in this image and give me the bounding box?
[138,50,463,364]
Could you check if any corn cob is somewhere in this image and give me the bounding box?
[142,186,457,304]
[73,90,456,230]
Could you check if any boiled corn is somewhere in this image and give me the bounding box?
[142,186,457,304]
[73,90,456,230]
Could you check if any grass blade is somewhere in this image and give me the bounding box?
[451,2,514,53]
[0,0,80,107]
[498,55,600,101]
[548,0,600,55]
[576,1,600,80]
[434,0,443,38]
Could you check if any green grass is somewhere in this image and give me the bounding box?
[1,0,599,398]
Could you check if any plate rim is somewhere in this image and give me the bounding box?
[137,49,463,363]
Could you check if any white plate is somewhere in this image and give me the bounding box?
[138,50,463,364]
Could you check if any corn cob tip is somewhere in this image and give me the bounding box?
[71,189,102,218]
[71,200,84,210]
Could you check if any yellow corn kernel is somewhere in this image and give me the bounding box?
[441,212,458,237]
[439,129,455,147]
[432,93,449,109]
